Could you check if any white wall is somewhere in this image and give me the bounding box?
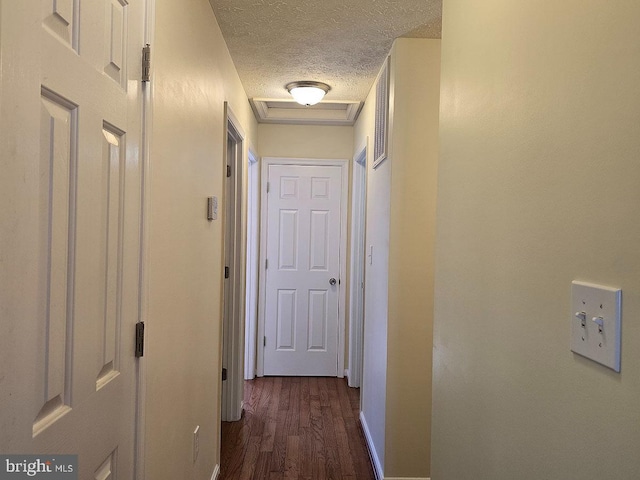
[146,1,257,479]
[356,83,391,472]
[433,1,640,479]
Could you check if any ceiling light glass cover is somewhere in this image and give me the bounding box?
[286,81,331,106]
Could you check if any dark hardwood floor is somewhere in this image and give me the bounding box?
[220,377,375,479]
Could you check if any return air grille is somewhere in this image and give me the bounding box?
[373,56,390,168]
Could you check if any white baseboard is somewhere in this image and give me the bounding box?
[210,464,220,480]
[359,412,430,480]
[360,412,384,480]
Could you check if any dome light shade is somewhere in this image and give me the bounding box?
[286,81,331,106]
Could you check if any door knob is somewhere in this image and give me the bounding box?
[329,278,337,286]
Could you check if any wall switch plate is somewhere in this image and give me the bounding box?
[571,281,622,372]
[193,425,200,463]
[207,196,218,221]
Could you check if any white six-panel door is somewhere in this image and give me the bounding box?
[0,1,145,478]
[263,163,344,376]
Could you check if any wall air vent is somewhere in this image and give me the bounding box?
[373,56,390,168]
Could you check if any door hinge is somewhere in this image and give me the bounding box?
[226,165,231,178]
[265,259,268,269]
[263,336,266,347]
[222,367,227,381]
[135,322,145,357]
[225,266,230,279]
[266,182,270,193]
[142,44,151,82]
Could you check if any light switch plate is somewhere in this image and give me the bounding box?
[571,281,621,372]
[207,196,218,221]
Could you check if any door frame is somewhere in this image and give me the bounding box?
[256,157,349,377]
[244,148,260,380]
[348,139,368,388]
[136,1,155,478]
[221,103,246,422]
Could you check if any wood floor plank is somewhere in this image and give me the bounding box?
[337,379,355,420]
[271,407,289,472]
[284,435,300,479]
[246,379,267,437]
[244,377,261,415]
[221,377,375,479]
[321,405,342,479]
[266,377,282,423]
[253,451,274,479]
[299,377,311,428]
[257,376,275,415]
[318,377,330,407]
[287,379,301,435]
[278,377,291,411]
[309,411,327,480]
[309,377,319,397]
[239,435,261,480]
[299,426,314,480]
[334,418,356,477]
[261,421,277,452]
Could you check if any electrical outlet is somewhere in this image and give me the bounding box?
[193,425,200,463]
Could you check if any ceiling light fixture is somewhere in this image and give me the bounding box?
[286,81,331,106]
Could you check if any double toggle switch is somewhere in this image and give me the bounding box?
[574,311,604,333]
[571,281,622,372]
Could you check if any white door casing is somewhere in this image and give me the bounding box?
[221,104,246,422]
[244,149,260,380]
[348,140,368,388]
[0,1,145,478]
[258,159,348,377]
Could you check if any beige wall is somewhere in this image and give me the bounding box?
[385,38,440,477]
[356,38,440,478]
[433,1,640,479]
[258,123,354,159]
[146,1,257,479]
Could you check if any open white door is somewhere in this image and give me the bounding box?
[259,159,348,376]
[0,1,145,478]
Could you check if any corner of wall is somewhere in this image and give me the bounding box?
[383,38,441,478]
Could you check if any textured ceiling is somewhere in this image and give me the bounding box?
[209,0,442,102]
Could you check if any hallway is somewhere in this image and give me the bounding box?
[221,377,375,479]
